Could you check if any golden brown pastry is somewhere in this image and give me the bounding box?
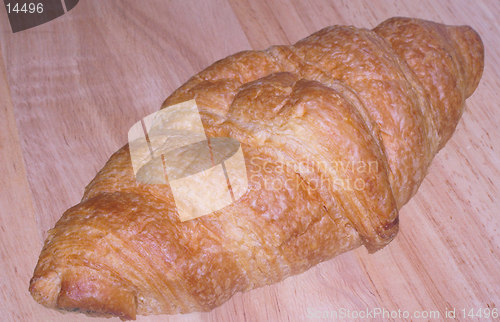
[29,17,484,319]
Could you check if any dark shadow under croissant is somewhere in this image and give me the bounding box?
[29,17,484,320]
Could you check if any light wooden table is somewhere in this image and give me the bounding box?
[1,1,499,321]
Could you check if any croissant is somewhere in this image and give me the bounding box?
[29,17,483,319]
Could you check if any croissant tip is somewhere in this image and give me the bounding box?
[446,24,485,97]
[29,271,62,309]
[30,269,137,320]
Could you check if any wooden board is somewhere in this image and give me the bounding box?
[1,0,499,321]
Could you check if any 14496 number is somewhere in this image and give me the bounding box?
[6,2,44,14]
[461,308,498,319]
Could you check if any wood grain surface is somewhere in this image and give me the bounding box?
[1,1,499,321]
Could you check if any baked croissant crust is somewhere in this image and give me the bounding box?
[29,17,484,319]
